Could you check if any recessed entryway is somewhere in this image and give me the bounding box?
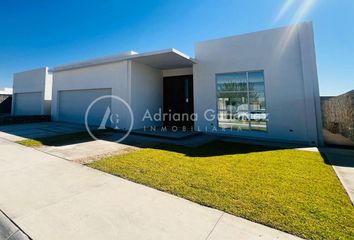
[163,75,194,128]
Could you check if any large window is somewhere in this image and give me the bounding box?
[216,70,267,131]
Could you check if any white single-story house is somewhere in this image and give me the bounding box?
[12,67,52,116]
[12,22,323,146]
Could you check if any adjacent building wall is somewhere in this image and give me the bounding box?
[193,22,323,146]
[321,91,354,141]
[12,67,52,116]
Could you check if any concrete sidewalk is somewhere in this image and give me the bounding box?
[0,122,85,142]
[0,138,301,240]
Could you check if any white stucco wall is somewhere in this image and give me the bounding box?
[51,61,132,129]
[130,61,163,129]
[193,22,322,146]
[12,67,52,115]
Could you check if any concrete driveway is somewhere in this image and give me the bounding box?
[0,122,86,142]
[0,138,302,240]
[0,121,145,162]
[0,122,217,162]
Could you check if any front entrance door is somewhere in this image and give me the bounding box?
[163,75,194,128]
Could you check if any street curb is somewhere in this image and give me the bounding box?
[0,210,31,240]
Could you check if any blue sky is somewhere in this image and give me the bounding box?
[0,0,353,96]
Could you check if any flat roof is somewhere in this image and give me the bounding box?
[51,48,195,72]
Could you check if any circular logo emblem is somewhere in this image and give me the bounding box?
[84,95,134,143]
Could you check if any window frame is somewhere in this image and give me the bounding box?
[215,70,268,132]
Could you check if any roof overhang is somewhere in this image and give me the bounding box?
[51,49,194,72]
[130,49,195,69]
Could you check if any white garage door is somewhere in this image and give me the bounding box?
[14,92,42,116]
[58,88,112,125]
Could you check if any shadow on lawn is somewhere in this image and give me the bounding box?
[149,141,281,157]
[319,148,354,168]
[22,130,112,146]
[20,128,283,156]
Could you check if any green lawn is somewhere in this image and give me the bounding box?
[89,141,354,240]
